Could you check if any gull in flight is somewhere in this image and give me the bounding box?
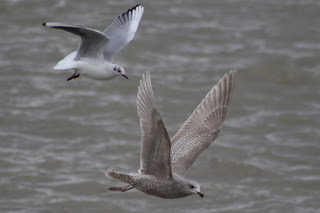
[43,5,144,81]
[106,71,236,199]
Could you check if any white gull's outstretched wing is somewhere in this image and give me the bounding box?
[103,4,144,62]
[170,71,236,176]
[43,22,109,60]
[137,72,173,181]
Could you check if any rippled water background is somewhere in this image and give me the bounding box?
[1,0,320,212]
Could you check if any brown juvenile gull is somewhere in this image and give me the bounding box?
[106,71,236,199]
[43,5,144,81]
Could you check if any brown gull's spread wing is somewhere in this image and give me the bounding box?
[170,71,236,176]
[137,72,173,181]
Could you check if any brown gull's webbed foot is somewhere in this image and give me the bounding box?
[109,185,134,192]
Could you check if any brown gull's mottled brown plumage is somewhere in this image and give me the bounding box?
[106,71,236,199]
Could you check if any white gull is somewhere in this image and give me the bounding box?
[43,4,144,81]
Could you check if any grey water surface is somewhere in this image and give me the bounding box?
[1,0,320,212]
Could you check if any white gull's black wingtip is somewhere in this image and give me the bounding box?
[121,4,143,17]
[131,4,143,10]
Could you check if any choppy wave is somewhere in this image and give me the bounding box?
[1,0,320,212]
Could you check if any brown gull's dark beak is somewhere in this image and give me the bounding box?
[197,191,204,198]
